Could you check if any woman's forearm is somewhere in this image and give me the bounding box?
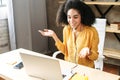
[52,33,61,42]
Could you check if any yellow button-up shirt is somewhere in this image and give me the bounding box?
[55,25,99,68]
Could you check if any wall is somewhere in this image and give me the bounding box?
[46,0,63,53]
[11,0,48,53]
[29,0,48,53]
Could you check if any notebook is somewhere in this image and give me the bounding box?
[19,49,63,80]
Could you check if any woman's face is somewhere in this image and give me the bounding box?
[67,9,81,29]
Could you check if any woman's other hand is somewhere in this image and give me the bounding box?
[79,47,90,58]
[38,29,55,37]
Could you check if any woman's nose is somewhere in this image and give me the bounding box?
[70,18,74,22]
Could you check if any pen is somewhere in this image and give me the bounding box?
[71,64,78,73]
[69,72,77,80]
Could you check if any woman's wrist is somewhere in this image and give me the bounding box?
[52,33,59,42]
[87,50,91,56]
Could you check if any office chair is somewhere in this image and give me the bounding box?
[53,18,106,70]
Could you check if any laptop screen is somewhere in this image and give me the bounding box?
[19,49,63,80]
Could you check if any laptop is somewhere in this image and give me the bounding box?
[19,49,63,80]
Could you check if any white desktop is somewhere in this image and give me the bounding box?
[0,48,120,80]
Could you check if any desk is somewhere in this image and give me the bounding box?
[0,49,120,80]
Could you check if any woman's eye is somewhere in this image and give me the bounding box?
[67,15,78,19]
[74,16,78,19]
[68,16,71,19]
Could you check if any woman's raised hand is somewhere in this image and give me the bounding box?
[79,47,90,58]
[38,29,55,37]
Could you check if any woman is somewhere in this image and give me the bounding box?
[39,0,99,68]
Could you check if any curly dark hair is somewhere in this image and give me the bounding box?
[56,0,95,26]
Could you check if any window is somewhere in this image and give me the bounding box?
[0,0,7,6]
